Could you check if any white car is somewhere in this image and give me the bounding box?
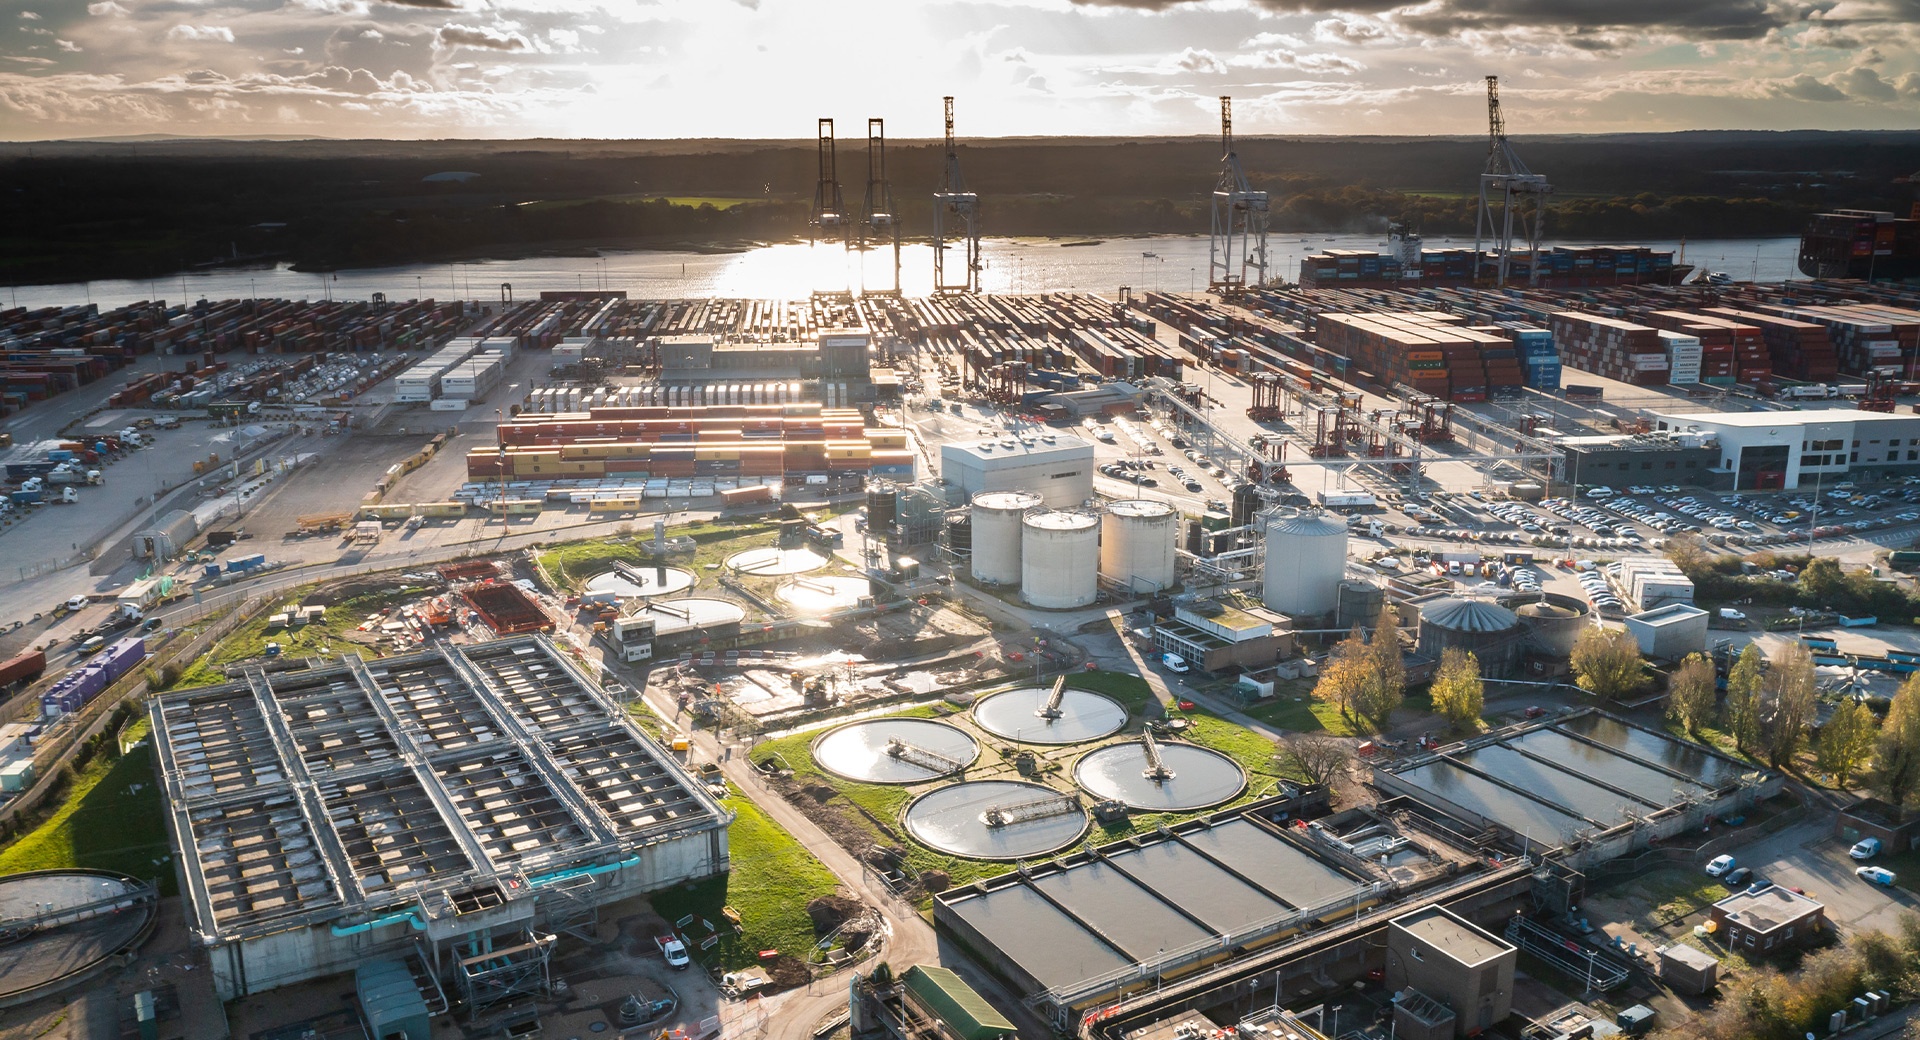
[64,595,88,611]
[1851,838,1882,860]
[1706,855,1735,877]
[1857,866,1897,887]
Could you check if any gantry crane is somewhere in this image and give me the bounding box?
[1209,96,1269,294]
[861,117,901,294]
[811,118,848,248]
[1473,76,1552,288]
[933,96,982,294]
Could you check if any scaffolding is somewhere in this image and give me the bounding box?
[455,928,556,1020]
[539,872,601,945]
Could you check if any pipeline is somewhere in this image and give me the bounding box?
[330,910,427,937]
[528,854,640,888]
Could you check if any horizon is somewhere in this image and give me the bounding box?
[3,0,1920,141]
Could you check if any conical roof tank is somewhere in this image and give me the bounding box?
[1262,509,1349,616]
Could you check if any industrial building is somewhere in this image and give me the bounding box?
[1384,906,1517,1040]
[1375,709,1774,860]
[1412,597,1524,678]
[1149,595,1295,673]
[148,636,729,1005]
[1623,603,1709,660]
[1709,885,1827,954]
[1649,407,1920,489]
[939,434,1095,508]
[1261,509,1350,618]
[654,328,872,383]
[1558,431,1720,490]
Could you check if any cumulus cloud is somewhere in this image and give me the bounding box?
[1247,48,1365,73]
[379,0,463,8]
[56,38,80,52]
[19,11,40,20]
[1175,47,1226,74]
[1313,15,1393,44]
[1769,72,1846,101]
[85,1,127,14]
[1829,64,1897,101]
[437,23,529,50]
[168,25,236,43]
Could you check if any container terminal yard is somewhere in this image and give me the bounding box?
[6,97,1920,1040]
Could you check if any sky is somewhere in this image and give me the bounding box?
[2,0,1919,141]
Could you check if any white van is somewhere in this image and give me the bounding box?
[1162,653,1191,674]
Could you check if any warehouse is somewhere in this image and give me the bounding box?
[1375,709,1775,860]
[939,434,1095,508]
[148,636,728,1003]
[1649,408,1920,489]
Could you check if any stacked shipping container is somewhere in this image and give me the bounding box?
[1547,312,1670,385]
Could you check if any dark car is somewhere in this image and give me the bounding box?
[1724,867,1753,887]
[1524,706,1547,719]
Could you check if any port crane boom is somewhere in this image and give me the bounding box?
[811,117,848,248]
[1209,96,1270,294]
[861,117,901,294]
[933,96,983,293]
[1473,76,1552,288]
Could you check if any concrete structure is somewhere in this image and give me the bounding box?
[148,636,729,1001]
[1658,943,1720,995]
[970,490,1041,586]
[1413,597,1523,678]
[1512,595,1589,658]
[1836,798,1920,853]
[1623,603,1710,660]
[900,965,1016,1040]
[941,435,1095,509]
[1261,509,1349,617]
[1649,407,1920,489]
[1558,431,1719,490]
[135,508,200,561]
[1710,886,1827,954]
[1151,596,1294,674]
[1022,510,1100,609]
[1099,499,1178,594]
[1615,558,1694,612]
[1384,906,1516,1039]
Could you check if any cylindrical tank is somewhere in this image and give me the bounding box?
[971,491,1042,586]
[1230,483,1264,529]
[1022,510,1100,608]
[1513,594,1591,659]
[1415,596,1523,677]
[867,483,897,530]
[946,514,972,554]
[1100,499,1178,593]
[1336,581,1386,628]
[1262,509,1349,616]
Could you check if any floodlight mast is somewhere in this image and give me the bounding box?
[1473,76,1552,287]
[861,117,902,295]
[933,96,982,293]
[1208,96,1270,295]
[811,117,848,249]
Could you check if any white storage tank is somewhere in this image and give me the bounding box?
[971,491,1041,586]
[1262,509,1349,616]
[1022,510,1100,609]
[1099,499,1177,594]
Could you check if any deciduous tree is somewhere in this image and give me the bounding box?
[1278,732,1354,787]
[1312,625,1370,724]
[1765,642,1819,768]
[1354,604,1406,731]
[1725,644,1765,754]
[1870,675,1920,812]
[1571,625,1645,701]
[1666,653,1716,737]
[1430,648,1485,733]
[1819,699,1878,788]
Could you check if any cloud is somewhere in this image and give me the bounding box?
[1769,72,1846,101]
[437,23,529,50]
[380,0,463,7]
[85,0,127,13]
[1067,0,1813,44]
[56,38,80,52]
[1829,64,1898,101]
[19,11,40,20]
[1175,47,1226,74]
[1313,15,1393,44]
[1246,48,1365,73]
[168,25,236,43]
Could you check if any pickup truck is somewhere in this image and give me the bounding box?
[655,934,690,969]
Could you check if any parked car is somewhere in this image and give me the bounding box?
[1857,866,1898,886]
[1524,706,1548,719]
[1851,838,1882,860]
[1706,854,1736,877]
[1724,867,1753,888]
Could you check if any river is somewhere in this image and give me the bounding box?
[2,234,1805,310]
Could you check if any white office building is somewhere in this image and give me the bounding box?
[1650,408,1920,490]
[939,434,1095,508]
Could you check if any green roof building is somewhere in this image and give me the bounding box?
[902,965,1016,1040]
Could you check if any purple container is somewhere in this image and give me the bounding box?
[72,666,107,703]
[100,638,146,682]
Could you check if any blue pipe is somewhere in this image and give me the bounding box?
[527,855,639,888]
[330,910,426,937]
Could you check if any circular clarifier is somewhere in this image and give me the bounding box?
[777,575,870,611]
[1073,740,1246,812]
[585,566,694,598]
[811,718,980,784]
[633,598,747,637]
[972,686,1128,745]
[726,546,829,575]
[904,780,1089,860]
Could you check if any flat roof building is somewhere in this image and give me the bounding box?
[149,636,729,1003]
[1710,885,1826,954]
[1650,407,1920,490]
[940,434,1095,508]
[1624,603,1710,660]
[1385,906,1517,1039]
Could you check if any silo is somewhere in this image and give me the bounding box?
[1415,596,1523,677]
[1022,510,1100,608]
[867,482,897,530]
[1514,594,1591,659]
[971,491,1041,586]
[1100,499,1178,593]
[1261,509,1349,616]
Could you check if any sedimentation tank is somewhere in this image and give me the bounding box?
[1099,499,1178,594]
[1262,509,1349,616]
[1021,510,1100,609]
[970,491,1041,586]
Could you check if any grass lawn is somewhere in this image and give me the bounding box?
[1239,684,1437,737]
[1598,867,1729,926]
[649,796,839,971]
[1067,670,1160,715]
[537,519,780,593]
[0,744,173,893]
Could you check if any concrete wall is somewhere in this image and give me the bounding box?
[1384,918,1514,1038]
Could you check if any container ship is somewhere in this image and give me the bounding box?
[1297,242,1691,289]
[1798,207,1920,281]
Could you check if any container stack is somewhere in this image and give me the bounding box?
[1658,331,1703,384]
[1546,312,1668,385]
[1640,311,1771,385]
[1776,305,1913,375]
[1699,307,1839,381]
[1499,325,1561,390]
[1312,311,1512,401]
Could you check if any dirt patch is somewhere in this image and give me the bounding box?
[805,894,865,933]
[765,954,811,990]
[764,773,892,864]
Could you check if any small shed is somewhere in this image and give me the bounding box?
[356,960,430,1040]
[1658,943,1719,994]
[901,965,1015,1040]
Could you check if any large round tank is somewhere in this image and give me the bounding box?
[971,491,1041,586]
[867,483,897,529]
[1022,510,1100,609]
[1100,499,1178,594]
[1261,509,1349,617]
[1415,596,1523,677]
[1513,594,1591,659]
